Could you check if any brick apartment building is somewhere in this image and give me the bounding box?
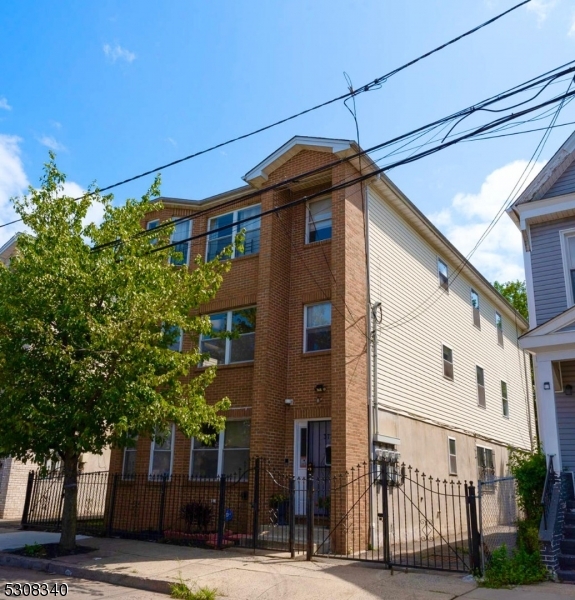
[108,135,534,504]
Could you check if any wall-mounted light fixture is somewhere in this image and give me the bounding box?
[314,384,327,393]
[566,385,573,396]
[543,382,551,391]
[284,398,294,406]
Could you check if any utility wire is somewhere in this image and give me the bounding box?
[0,0,531,232]
[92,61,575,251]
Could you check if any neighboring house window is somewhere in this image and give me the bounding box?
[437,258,449,291]
[200,308,256,365]
[190,420,251,478]
[147,219,159,245]
[206,205,261,261]
[495,312,503,347]
[561,230,575,306]
[448,437,457,476]
[477,366,486,408]
[149,425,174,478]
[306,197,332,243]
[471,289,480,328]
[163,325,182,352]
[501,381,509,417]
[170,220,191,266]
[122,439,138,479]
[442,345,453,380]
[304,302,331,352]
[477,446,495,483]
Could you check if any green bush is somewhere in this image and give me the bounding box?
[507,448,546,524]
[483,544,547,588]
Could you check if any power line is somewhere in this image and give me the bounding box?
[92,61,575,251]
[0,0,531,232]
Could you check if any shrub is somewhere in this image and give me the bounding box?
[507,447,546,524]
[483,544,547,588]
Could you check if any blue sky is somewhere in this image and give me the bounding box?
[1,0,575,282]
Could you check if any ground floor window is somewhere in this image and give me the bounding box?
[477,445,495,485]
[149,425,175,478]
[190,420,251,478]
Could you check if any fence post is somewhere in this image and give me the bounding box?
[381,461,391,566]
[467,481,481,574]
[21,471,35,529]
[306,472,314,561]
[158,474,168,537]
[217,474,227,550]
[289,477,295,558]
[252,457,260,551]
[478,480,485,575]
[107,473,119,537]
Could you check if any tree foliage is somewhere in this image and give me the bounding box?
[493,280,528,321]
[507,447,546,524]
[0,157,233,548]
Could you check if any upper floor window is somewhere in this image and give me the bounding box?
[304,302,331,352]
[190,420,251,478]
[560,229,575,307]
[501,381,509,417]
[476,366,486,408]
[471,289,480,328]
[149,425,174,478]
[207,205,261,261]
[495,312,503,347]
[147,219,159,231]
[200,308,256,366]
[170,220,191,266]
[442,345,453,380]
[437,258,449,291]
[306,197,332,243]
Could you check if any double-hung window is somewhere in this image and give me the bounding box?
[501,381,509,417]
[149,425,174,478]
[471,290,480,328]
[190,420,251,478]
[438,258,449,291]
[476,366,486,408]
[442,345,453,380]
[477,446,495,484]
[206,205,261,261]
[561,229,575,306]
[304,302,331,352]
[200,308,256,365]
[306,197,332,243]
[163,325,182,352]
[170,220,191,266]
[496,312,503,347]
[122,438,138,479]
[448,438,457,476]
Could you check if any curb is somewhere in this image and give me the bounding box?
[0,551,171,595]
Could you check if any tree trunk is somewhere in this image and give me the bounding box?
[59,452,79,552]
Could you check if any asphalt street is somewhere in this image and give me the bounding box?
[0,567,167,599]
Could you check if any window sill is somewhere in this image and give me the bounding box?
[473,324,481,331]
[302,349,332,358]
[209,252,259,264]
[304,239,332,248]
[197,361,254,371]
[443,375,454,382]
[477,404,486,409]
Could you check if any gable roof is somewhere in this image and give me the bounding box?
[511,130,575,208]
[518,302,575,351]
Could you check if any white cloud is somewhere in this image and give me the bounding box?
[49,120,62,130]
[0,98,11,111]
[429,160,546,283]
[37,135,66,152]
[103,43,136,64]
[526,0,557,23]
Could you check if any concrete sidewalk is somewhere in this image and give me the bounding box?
[1,530,575,599]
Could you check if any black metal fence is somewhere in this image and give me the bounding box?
[21,458,481,573]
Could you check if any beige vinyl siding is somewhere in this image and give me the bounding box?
[367,187,532,450]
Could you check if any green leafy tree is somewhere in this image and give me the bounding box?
[0,157,234,551]
[493,280,528,321]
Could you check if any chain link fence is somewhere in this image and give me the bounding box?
[478,476,522,572]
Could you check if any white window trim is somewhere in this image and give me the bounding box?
[501,380,509,418]
[205,204,261,261]
[148,424,175,479]
[437,257,449,290]
[476,363,486,408]
[189,420,250,479]
[147,219,160,230]
[448,437,457,476]
[122,441,138,480]
[303,301,332,353]
[200,307,256,366]
[305,196,332,245]
[559,227,575,307]
[476,444,495,480]
[441,342,454,381]
[495,311,504,347]
[169,219,192,267]
[471,289,481,329]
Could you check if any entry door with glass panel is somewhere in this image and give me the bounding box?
[294,420,331,516]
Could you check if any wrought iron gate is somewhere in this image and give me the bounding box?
[314,459,481,573]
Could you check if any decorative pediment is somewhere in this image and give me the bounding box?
[519,303,575,352]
